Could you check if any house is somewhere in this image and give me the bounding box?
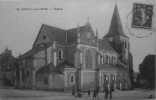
[0,48,16,86]
[18,4,133,91]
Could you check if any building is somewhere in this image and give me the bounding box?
[18,4,133,91]
[0,48,16,86]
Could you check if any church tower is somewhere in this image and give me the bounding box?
[103,4,129,64]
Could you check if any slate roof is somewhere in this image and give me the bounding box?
[36,60,74,75]
[19,44,51,59]
[98,38,116,52]
[99,63,126,71]
[67,26,85,43]
[41,24,86,44]
[104,4,128,38]
[42,24,66,43]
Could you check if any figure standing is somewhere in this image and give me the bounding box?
[108,88,112,100]
[96,88,99,100]
[104,87,109,100]
[87,89,90,97]
[93,89,97,100]
[72,86,75,96]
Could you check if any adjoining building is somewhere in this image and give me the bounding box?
[0,48,16,86]
[18,4,133,91]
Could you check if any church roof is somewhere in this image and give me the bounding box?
[67,26,85,43]
[42,24,66,43]
[41,24,86,44]
[36,60,74,75]
[98,39,116,52]
[19,44,51,59]
[104,4,128,38]
[36,63,64,75]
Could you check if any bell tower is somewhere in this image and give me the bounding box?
[103,3,129,64]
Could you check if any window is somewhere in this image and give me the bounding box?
[107,56,110,64]
[106,76,108,81]
[70,74,75,83]
[109,56,112,64]
[101,74,103,83]
[123,75,126,79]
[57,49,63,59]
[101,56,103,64]
[44,77,48,85]
[85,49,92,69]
[104,55,106,63]
[42,35,46,40]
[112,76,115,80]
[112,56,116,65]
[125,41,127,48]
[122,41,124,48]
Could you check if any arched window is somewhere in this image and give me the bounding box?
[112,56,116,65]
[101,55,103,64]
[112,75,115,81]
[104,54,106,63]
[106,75,108,81]
[70,74,75,83]
[107,56,110,64]
[101,74,103,83]
[123,75,126,81]
[44,77,48,85]
[57,49,63,59]
[85,49,92,69]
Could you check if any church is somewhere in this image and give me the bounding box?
[17,4,133,91]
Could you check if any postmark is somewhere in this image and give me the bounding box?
[132,3,153,29]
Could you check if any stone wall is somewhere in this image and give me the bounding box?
[50,75,64,91]
[34,50,46,71]
[65,70,76,91]
[82,70,96,91]
[66,45,77,66]
[36,74,49,90]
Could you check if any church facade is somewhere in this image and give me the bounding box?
[18,4,133,91]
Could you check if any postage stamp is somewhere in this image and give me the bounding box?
[132,3,153,29]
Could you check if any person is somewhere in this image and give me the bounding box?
[104,87,109,100]
[87,89,90,97]
[93,89,97,100]
[149,94,152,99]
[96,88,99,100]
[108,88,112,100]
[72,86,75,96]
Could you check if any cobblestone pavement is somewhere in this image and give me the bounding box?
[0,88,155,100]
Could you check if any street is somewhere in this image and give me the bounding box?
[0,88,155,100]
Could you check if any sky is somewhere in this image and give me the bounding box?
[0,0,155,72]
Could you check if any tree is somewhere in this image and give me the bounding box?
[139,55,155,89]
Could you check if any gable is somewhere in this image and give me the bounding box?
[33,26,51,48]
[80,24,97,46]
[43,24,66,43]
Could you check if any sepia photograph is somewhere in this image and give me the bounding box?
[0,0,155,100]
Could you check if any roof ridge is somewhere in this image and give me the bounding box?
[67,25,85,31]
[42,24,66,31]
